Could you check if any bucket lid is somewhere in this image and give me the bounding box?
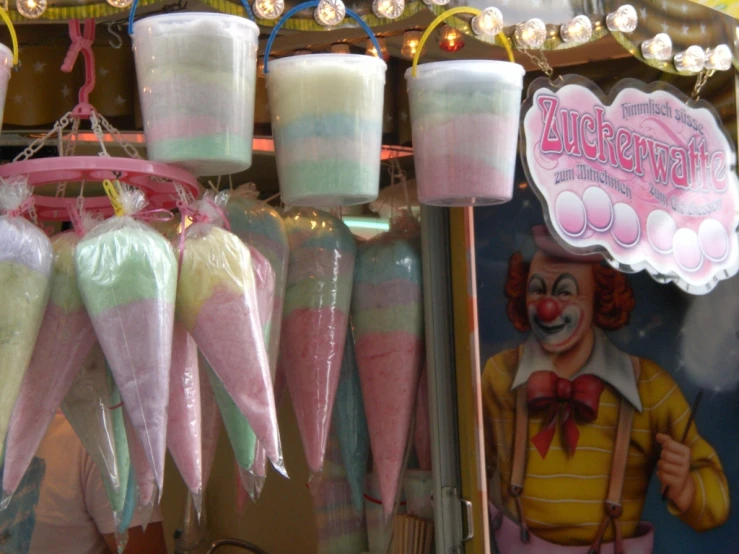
[134,12,259,39]
[405,59,525,89]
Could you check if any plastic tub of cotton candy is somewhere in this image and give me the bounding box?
[206,245,276,498]
[176,192,284,477]
[280,208,357,481]
[60,344,130,532]
[2,210,102,506]
[75,184,178,500]
[0,177,53,472]
[352,212,424,520]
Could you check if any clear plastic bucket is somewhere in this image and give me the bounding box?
[406,60,525,206]
[133,13,258,177]
[0,43,12,131]
[267,54,386,206]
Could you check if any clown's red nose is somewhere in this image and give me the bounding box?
[536,298,560,323]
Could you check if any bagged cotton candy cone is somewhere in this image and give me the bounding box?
[167,322,203,513]
[124,409,157,521]
[176,192,284,475]
[76,185,177,496]
[225,185,289,382]
[210,246,275,482]
[60,344,128,517]
[280,208,357,478]
[3,227,99,502]
[0,177,53,465]
[352,212,424,519]
[332,321,369,515]
[414,365,432,471]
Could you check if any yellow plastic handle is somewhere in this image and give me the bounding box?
[411,6,515,77]
[0,7,18,66]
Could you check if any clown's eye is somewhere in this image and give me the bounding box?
[557,290,573,299]
[528,276,546,296]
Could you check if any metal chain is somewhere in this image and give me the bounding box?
[89,112,110,157]
[522,49,563,85]
[174,182,196,206]
[690,69,715,103]
[14,114,73,162]
[98,114,144,160]
[63,118,81,158]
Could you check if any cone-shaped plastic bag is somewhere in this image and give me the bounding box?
[61,344,128,517]
[198,352,221,491]
[332,322,369,515]
[76,186,177,495]
[212,246,275,484]
[280,208,356,477]
[176,192,283,475]
[167,322,203,512]
[124,409,156,522]
[3,228,99,502]
[0,177,53,464]
[352,213,424,518]
[414,364,432,471]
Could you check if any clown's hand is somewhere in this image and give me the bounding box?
[656,433,695,513]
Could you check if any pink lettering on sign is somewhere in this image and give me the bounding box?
[522,77,739,294]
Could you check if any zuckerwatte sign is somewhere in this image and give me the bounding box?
[521,76,739,294]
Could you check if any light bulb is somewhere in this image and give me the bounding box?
[106,0,133,7]
[366,37,389,61]
[253,0,284,20]
[372,0,404,20]
[514,18,547,49]
[560,15,592,43]
[674,45,705,73]
[315,0,346,27]
[331,43,351,54]
[705,44,733,71]
[471,7,503,37]
[401,30,424,59]
[641,33,672,61]
[606,4,637,33]
[17,0,47,19]
[422,0,450,5]
[438,25,464,53]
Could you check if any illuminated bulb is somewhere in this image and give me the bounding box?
[366,37,389,61]
[422,0,450,5]
[401,30,425,59]
[331,43,351,54]
[705,44,733,71]
[372,0,404,20]
[560,15,592,43]
[514,18,547,49]
[471,7,503,37]
[438,25,464,53]
[674,45,705,73]
[16,0,47,19]
[106,0,133,7]
[253,0,284,20]
[606,4,637,33]
[641,33,672,61]
[315,0,346,27]
[294,49,312,56]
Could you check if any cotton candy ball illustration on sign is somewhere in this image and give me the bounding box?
[681,277,739,392]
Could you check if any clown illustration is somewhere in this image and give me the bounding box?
[482,226,729,553]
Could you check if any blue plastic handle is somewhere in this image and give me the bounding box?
[263,0,383,73]
[128,0,255,36]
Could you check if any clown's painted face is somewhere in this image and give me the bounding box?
[526,252,595,353]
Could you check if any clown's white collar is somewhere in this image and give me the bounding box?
[510,327,643,412]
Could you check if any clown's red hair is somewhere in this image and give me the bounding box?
[505,252,635,332]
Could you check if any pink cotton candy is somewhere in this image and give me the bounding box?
[167,323,203,509]
[3,305,96,500]
[356,332,424,519]
[198,352,221,490]
[414,365,432,471]
[93,298,172,497]
[192,286,283,475]
[280,307,348,475]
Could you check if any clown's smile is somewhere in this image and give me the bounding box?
[533,318,568,335]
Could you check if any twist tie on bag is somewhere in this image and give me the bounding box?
[103,179,174,222]
[176,193,232,272]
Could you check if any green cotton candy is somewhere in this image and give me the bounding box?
[0,262,51,461]
[351,304,424,336]
[49,233,85,313]
[107,368,130,515]
[283,275,355,313]
[75,224,177,316]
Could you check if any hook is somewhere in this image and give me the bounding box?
[62,19,96,116]
[107,22,123,49]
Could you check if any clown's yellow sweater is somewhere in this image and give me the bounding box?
[483,348,729,546]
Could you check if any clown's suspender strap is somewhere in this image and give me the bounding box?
[507,355,641,551]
